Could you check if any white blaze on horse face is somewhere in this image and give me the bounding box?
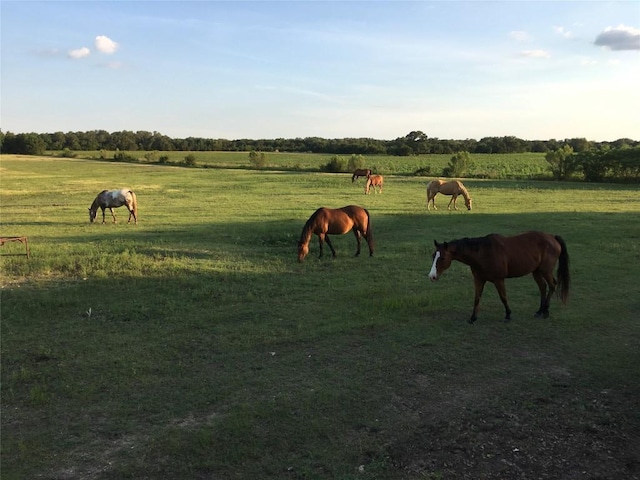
[429,251,440,281]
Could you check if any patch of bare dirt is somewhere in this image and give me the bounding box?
[383,382,640,479]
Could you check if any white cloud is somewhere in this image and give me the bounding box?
[95,35,119,54]
[68,47,90,59]
[509,31,530,42]
[554,26,574,39]
[519,50,551,59]
[594,25,640,51]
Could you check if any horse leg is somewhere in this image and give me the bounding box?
[493,279,512,321]
[352,230,362,256]
[470,275,486,323]
[324,235,337,257]
[538,270,557,318]
[532,271,548,318]
[448,195,457,210]
[101,207,107,224]
[108,207,117,223]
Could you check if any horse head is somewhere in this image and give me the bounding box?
[465,197,473,211]
[297,240,309,262]
[88,207,97,223]
[429,240,453,281]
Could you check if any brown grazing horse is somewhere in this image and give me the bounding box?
[352,168,372,182]
[89,189,138,224]
[426,179,472,210]
[365,175,384,194]
[297,205,374,262]
[429,231,570,323]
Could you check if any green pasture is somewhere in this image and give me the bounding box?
[63,150,550,179]
[1,155,639,479]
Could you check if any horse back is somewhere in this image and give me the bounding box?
[501,231,561,278]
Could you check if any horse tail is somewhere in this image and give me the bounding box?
[364,208,374,252]
[555,235,570,304]
[129,190,138,219]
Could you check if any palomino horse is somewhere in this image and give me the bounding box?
[365,175,383,194]
[297,205,374,262]
[429,231,570,323]
[426,179,472,210]
[89,189,138,224]
[351,168,371,182]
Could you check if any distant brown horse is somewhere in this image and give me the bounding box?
[365,175,383,194]
[426,179,472,210]
[89,189,138,224]
[352,168,372,183]
[297,205,374,262]
[429,231,570,323]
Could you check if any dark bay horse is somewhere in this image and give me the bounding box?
[365,175,383,194]
[429,231,570,323]
[89,189,138,224]
[297,205,374,262]
[426,179,472,210]
[352,168,371,183]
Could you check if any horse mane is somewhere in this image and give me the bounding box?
[299,208,323,244]
[449,235,492,253]
[457,181,471,199]
[90,190,108,211]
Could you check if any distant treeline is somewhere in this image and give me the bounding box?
[1,129,638,156]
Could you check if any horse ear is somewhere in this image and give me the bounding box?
[433,240,440,248]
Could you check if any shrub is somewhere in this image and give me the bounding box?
[113,151,138,162]
[249,150,267,169]
[321,155,347,173]
[59,148,77,158]
[443,151,474,177]
[545,145,576,180]
[347,154,366,171]
[576,150,609,182]
[183,154,197,167]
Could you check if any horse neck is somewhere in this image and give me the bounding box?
[90,198,100,212]
[458,184,470,200]
[299,220,314,245]
[450,238,485,266]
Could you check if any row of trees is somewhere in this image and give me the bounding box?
[1,129,637,156]
[545,145,640,182]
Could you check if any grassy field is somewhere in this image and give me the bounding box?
[61,150,550,179]
[1,154,639,479]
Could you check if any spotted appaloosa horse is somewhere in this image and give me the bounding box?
[89,189,138,224]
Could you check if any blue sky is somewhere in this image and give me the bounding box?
[2,1,639,141]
